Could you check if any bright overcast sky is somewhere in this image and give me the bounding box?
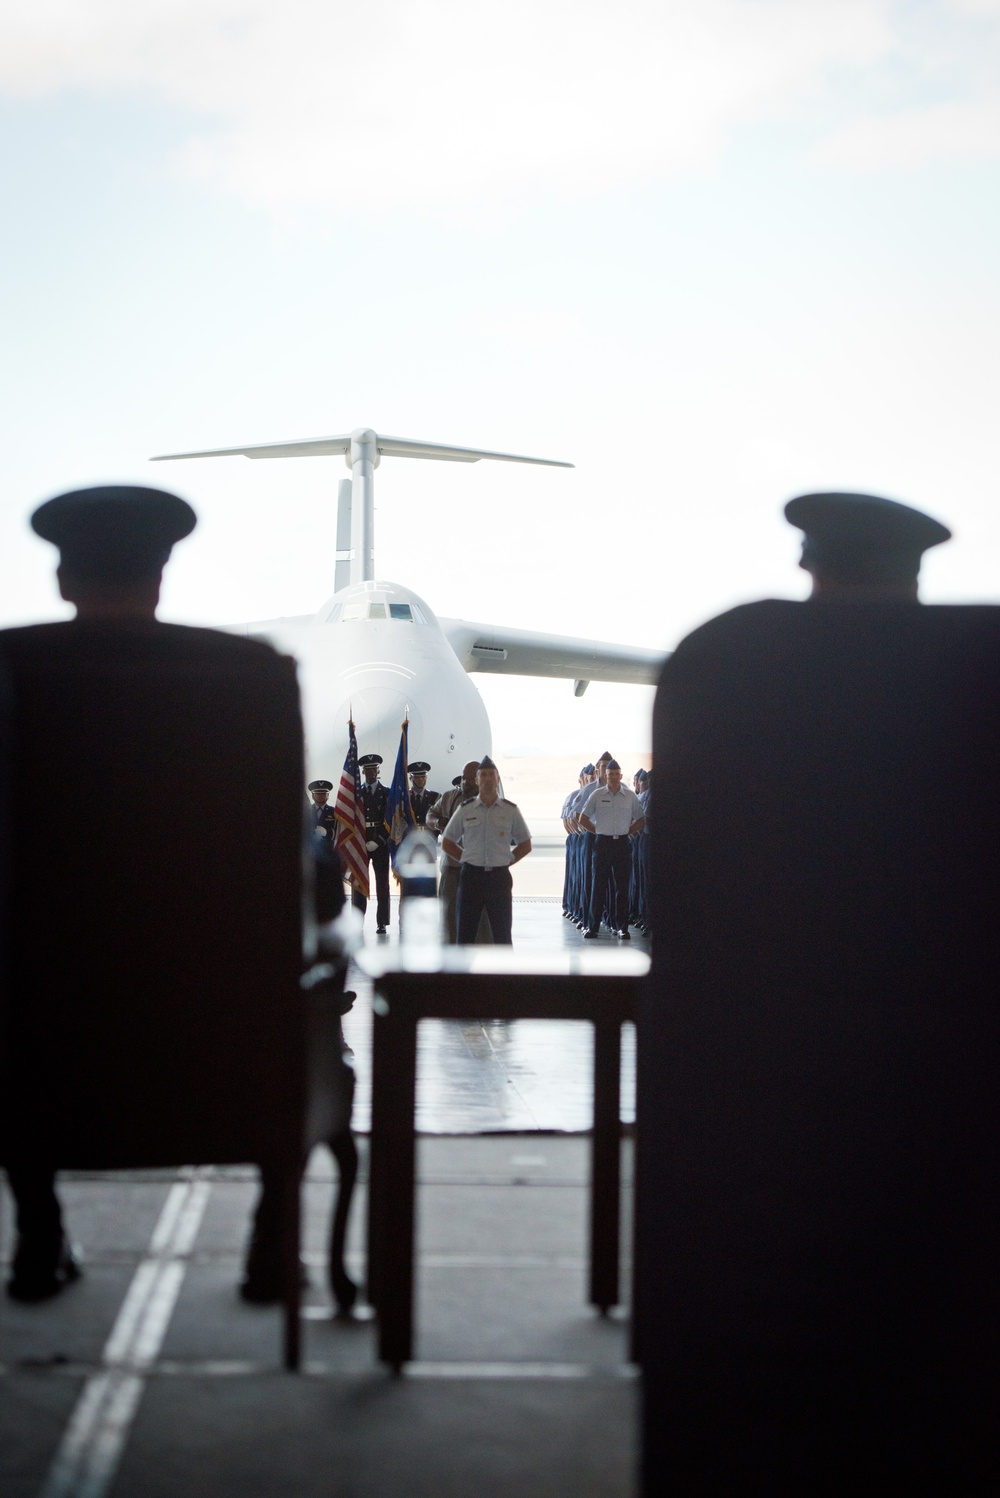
[1,0,998,754]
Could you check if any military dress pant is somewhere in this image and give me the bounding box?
[5,1164,63,1254]
[456,865,513,944]
[351,845,391,928]
[590,834,632,934]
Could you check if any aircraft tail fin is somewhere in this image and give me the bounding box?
[334,480,352,594]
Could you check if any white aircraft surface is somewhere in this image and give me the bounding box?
[152,428,666,778]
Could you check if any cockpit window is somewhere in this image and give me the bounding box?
[339,597,423,622]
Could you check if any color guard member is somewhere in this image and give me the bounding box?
[407,761,440,830]
[352,753,390,934]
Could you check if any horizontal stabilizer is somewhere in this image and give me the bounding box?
[151,436,352,462]
[441,618,666,686]
[152,432,573,468]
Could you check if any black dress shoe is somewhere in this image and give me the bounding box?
[583,929,599,939]
[619,929,631,940]
[329,1261,358,1318]
[376,926,387,935]
[7,1235,82,1303]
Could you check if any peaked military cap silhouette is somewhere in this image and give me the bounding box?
[407,761,431,774]
[308,780,333,792]
[31,485,197,582]
[785,491,951,584]
[606,758,621,772]
[358,754,383,768]
[478,755,497,770]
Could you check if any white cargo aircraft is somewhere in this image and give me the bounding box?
[152,428,665,778]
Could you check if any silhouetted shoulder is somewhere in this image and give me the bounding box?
[0,620,287,672]
[662,599,1000,680]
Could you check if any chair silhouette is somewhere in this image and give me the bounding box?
[0,623,338,1368]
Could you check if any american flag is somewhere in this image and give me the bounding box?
[334,719,370,897]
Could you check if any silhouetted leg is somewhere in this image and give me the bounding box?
[4,1164,79,1300]
[6,1164,62,1247]
[352,883,368,919]
[328,1130,358,1315]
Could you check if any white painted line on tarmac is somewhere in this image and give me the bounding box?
[38,1172,212,1498]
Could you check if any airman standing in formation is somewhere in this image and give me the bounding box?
[352,753,391,934]
[630,769,651,936]
[561,763,595,926]
[579,759,645,939]
[441,756,532,945]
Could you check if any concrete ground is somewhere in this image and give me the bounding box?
[1,900,645,1498]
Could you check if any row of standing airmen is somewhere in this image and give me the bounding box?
[307,755,532,944]
[561,754,650,939]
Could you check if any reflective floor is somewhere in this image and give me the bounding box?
[343,897,646,1134]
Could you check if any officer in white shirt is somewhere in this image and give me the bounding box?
[441,755,532,944]
[579,758,645,938]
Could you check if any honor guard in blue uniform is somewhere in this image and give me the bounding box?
[407,761,440,831]
[579,759,645,938]
[352,754,391,934]
[308,779,338,846]
[441,756,532,945]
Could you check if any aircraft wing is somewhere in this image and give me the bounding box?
[150,433,573,466]
[440,618,666,689]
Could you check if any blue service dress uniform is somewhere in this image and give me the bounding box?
[351,780,391,930]
[409,787,440,830]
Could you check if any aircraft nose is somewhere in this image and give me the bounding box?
[340,687,424,766]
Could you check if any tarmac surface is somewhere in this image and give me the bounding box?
[1,898,647,1498]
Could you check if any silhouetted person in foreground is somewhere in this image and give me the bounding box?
[1,486,198,1298]
[640,492,1000,1492]
[0,487,356,1314]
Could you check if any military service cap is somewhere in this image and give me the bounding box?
[32,485,197,582]
[785,492,951,584]
[308,780,334,792]
[479,755,497,770]
[452,775,463,787]
[606,758,621,772]
[358,753,383,768]
[408,761,431,774]
[581,763,595,775]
